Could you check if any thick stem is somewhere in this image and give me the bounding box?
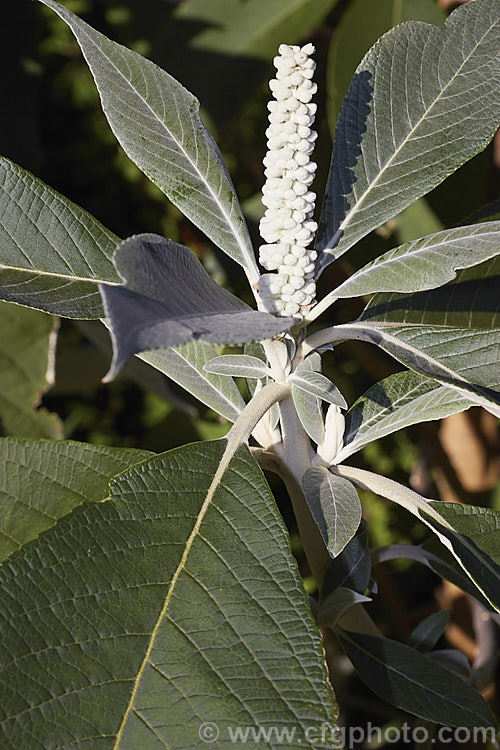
[228,381,290,446]
[276,397,334,586]
[278,395,314,482]
[253,446,382,636]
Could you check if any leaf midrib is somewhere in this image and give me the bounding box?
[112,440,237,747]
[0,262,120,285]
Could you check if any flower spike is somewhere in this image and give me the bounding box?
[258,43,318,318]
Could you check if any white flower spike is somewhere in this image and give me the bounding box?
[258,43,318,318]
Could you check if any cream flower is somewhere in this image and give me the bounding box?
[258,43,318,318]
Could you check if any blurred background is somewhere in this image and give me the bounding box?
[1,0,498,743]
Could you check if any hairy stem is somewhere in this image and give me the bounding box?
[228,380,290,446]
[301,324,361,356]
[276,396,335,586]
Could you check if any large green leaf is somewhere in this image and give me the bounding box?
[324,222,500,302]
[178,0,339,59]
[364,325,500,415]
[317,0,500,267]
[0,438,150,563]
[0,440,338,748]
[0,157,120,318]
[326,0,445,130]
[339,631,495,727]
[75,320,197,414]
[337,370,471,462]
[0,301,62,439]
[363,254,500,328]
[341,256,500,415]
[422,504,500,606]
[38,0,259,282]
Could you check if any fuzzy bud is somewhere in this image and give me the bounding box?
[317,405,346,465]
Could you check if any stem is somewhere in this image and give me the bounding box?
[301,324,362,357]
[252,449,382,635]
[279,395,314,483]
[277,397,333,587]
[228,381,290,446]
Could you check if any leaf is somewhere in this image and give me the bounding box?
[348,256,500,416]
[371,542,496,614]
[38,0,259,281]
[0,440,338,748]
[324,222,500,302]
[0,438,150,563]
[178,0,340,59]
[76,320,198,415]
[324,321,500,417]
[338,631,495,727]
[408,611,450,652]
[0,301,62,439]
[140,340,246,423]
[364,253,500,328]
[289,370,347,409]
[326,0,445,131]
[321,521,371,600]
[0,156,120,318]
[336,464,500,612]
[426,503,500,565]
[204,354,272,378]
[100,234,295,379]
[317,587,371,629]
[292,353,325,445]
[338,370,472,462]
[420,503,500,611]
[429,649,472,683]
[301,466,362,558]
[316,0,500,269]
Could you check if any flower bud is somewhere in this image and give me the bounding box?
[317,405,346,465]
